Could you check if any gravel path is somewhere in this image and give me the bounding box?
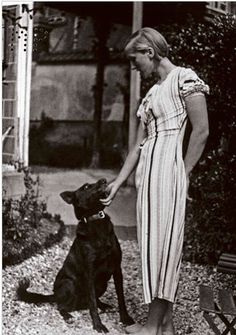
[2,237,235,335]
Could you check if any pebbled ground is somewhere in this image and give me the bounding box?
[2,237,235,335]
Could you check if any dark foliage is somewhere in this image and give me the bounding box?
[2,168,65,267]
[184,149,236,265]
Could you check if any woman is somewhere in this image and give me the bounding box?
[101,27,209,335]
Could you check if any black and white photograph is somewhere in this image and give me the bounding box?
[2,1,236,334]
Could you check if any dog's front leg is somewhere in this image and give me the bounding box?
[113,267,134,326]
[87,263,109,333]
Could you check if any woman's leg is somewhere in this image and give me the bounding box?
[162,303,175,335]
[126,300,175,335]
[132,297,168,335]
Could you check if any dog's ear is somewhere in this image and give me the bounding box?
[60,191,74,204]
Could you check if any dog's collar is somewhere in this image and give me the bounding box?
[79,210,106,224]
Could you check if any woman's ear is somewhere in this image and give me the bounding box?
[147,47,155,59]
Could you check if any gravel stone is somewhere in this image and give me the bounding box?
[2,237,235,335]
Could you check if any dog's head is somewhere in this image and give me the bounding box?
[60,178,108,219]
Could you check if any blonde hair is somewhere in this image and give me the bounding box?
[125,27,170,60]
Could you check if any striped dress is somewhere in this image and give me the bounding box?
[135,66,209,303]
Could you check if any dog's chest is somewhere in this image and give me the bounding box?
[92,235,116,259]
[91,235,119,269]
[94,243,116,277]
[76,220,120,269]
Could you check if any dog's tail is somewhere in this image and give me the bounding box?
[17,278,55,304]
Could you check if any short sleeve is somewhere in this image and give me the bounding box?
[179,68,209,99]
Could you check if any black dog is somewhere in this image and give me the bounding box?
[17,178,133,333]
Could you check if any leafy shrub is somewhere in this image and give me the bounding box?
[184,148,236,265]
[2,168,65,267]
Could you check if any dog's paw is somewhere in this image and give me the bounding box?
[17,278,30,298]
[97,300,112,312]
[65,316,74,325]
[120,314,134,326]
[59,310,73,323]
[94,323,109,333]
[18,278,30,289]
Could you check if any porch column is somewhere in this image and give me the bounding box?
[128,1,143,185]
[2,1,33,197]
[16,2,33,167]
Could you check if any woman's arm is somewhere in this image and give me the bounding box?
[184,94,209,175]
[184,94,209,198]
[115,123,145,186]
[100,123,146,205]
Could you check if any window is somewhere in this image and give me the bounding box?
[206,1,229,14]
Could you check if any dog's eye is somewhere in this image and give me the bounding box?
[83,184,89,190]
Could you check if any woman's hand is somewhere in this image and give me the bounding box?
[100,181,119,206]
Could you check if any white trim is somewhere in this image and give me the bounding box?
[16,5,27,164]
[23,2,33,166]
[14,4,33,166]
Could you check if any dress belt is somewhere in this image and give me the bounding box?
[147,129,180,139]
[140,129,180,149]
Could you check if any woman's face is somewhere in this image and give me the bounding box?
[125,44,154,79]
